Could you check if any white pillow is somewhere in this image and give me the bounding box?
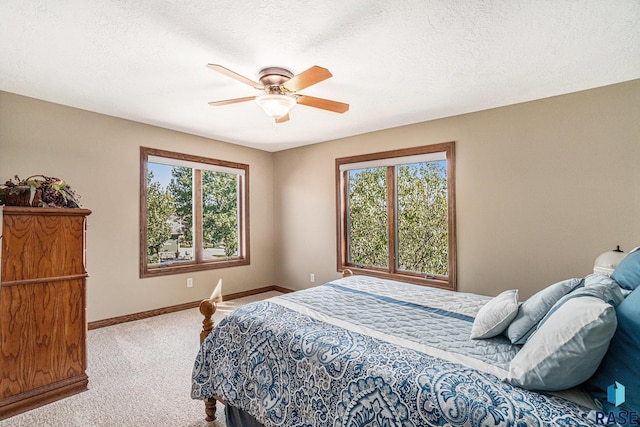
[505,296,617,391]
[470,289,519,339]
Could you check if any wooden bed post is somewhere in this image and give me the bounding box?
[199,297,217,422]
[199,297,217,344]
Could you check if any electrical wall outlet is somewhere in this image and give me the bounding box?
[186,278,193,288]
[310,273,315,283]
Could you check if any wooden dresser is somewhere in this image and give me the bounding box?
[0,206,91,419]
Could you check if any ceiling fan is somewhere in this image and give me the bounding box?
[207,64,349,123]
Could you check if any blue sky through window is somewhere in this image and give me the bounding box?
[148,162,175,189]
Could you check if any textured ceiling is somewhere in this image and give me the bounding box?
[1,1,639,152]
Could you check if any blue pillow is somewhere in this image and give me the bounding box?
[505,295,617,391]
[505,278,583,344]
[545,274,625,312]
[611,246,640,290]
[587,287,640,413]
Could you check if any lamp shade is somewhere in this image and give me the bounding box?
[255,94,296,120]
[594,246,627,276]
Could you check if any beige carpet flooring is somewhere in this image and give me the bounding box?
[0,291,281,427]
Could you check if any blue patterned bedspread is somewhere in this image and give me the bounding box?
[192,276,594,426]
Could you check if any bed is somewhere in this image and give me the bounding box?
[190,270,635,427]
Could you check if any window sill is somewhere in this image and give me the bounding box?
[141,258,249,278]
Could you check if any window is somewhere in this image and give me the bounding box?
[336,142,456,290]
[140,147,249,277]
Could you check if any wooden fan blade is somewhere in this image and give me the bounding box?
[283,66,332,92]
[206,64,263,89]
[297,95,349,113]
[208,96,256,106]
[276,114,290,123]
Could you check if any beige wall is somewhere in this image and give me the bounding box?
[273,80,640,299]
[2,80,639,321]
[0,92,276,322]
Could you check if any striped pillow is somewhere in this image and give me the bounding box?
[505,296,617,391]
[505,278,583,344]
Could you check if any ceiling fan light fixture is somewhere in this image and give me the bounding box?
[255,94,296,120]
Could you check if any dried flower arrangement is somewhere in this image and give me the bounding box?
[0,175,81,208]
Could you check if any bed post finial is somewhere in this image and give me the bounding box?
[199,297,217,345]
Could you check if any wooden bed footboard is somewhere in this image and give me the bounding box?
[199,297,218,421]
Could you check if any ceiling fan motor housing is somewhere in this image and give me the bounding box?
[258,67,294,94]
